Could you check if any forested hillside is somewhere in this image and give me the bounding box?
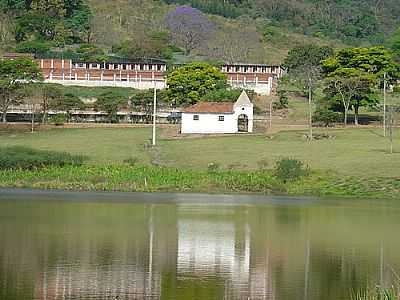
[0,0,399,64]
[163,0,400,44]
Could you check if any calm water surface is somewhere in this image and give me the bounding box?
[0,190,399,300]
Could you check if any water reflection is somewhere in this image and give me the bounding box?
[0,196,399,300]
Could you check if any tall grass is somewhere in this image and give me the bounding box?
[0,163,398,198]
[351,287,399,300]
[0,146,86,170]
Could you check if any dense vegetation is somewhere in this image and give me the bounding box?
[162,0,400,44]
[0,146,86,170]
[0,0,91,43]
[1,0,399,65]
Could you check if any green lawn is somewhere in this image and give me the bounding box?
[1,127,399,177]
[0,128,153,164]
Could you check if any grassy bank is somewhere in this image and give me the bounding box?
[0,127,399,198]
[0,165,399,199]
[1,127,399,176]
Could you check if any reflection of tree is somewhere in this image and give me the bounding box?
[2,200,400,300]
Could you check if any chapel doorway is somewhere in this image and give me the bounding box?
[238,114,249,132]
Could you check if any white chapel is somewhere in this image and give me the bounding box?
[181,91,254,134]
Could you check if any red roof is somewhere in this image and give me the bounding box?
[182,102,234,113]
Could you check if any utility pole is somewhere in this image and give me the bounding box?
[308,77,313,141]
[152,85,157,146]
[383,72,387,137]
[269,100,273,131]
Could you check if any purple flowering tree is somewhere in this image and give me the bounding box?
[165,6,214,55]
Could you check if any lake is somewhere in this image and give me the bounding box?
[0,189,399,300]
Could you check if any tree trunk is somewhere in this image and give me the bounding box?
[2,111,6,123]
[354,104,359,126]
[31,109,34,133]
[42,110,47,124]
[344,109,348,127]
[308,85,313,141]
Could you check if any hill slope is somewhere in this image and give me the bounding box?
[86,0,344,64]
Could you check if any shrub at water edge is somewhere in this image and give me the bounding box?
[274,158,309,183]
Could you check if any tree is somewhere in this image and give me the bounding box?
[50,92,85,122]
[0,58,43,123]
[207,22,262,64]
[130,89,167,123]
[284,44,334,140]
[324,73,374,126]
[322,46,399,125]
[7,0,92,43]
[165,6,214,55]
[0,12,13,44]
[166,62,227,105]
[39,84,63,123]
[388,27,400,61]
[75,43,106,61]
[95,91,127,123]
[113,31,172,60]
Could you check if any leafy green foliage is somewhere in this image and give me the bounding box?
[50,92,85,119]
[112,31,173,60]
[322,46,399,125]
[95,91,127,123]
[15,40,53,54]
[49,113,67,125]
[2,0,92,43]
[75,43,106,61]
[161,0,397,44]
[0,146,86,170]
[274,89,289,110]
[167,62,227,105]
[274,158,308,183]
[0,58,43,122]
[313,108,342,127]
[387,27,400,61]
[284,45,333,72]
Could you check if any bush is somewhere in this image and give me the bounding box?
[15,40,52,55]
[0,146,86,170]
[313,108,342,127]
[123,157,139,166]
[49,113,66,126]
[274,89,289,110]
[274,158,308,182]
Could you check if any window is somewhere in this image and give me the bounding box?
[193,115,199,121]
[218,116,225,121]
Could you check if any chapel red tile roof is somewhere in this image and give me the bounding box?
[182,102,234,113]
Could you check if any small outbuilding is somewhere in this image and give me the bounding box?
[181,91,254,134]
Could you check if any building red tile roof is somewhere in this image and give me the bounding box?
[182,102,234,113]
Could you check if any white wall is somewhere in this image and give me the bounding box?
[181,104,253,134]
[45,79,167,90]
[181,113,237,134]
[228,77,273,95]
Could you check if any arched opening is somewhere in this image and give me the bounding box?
[238,114,249,132]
